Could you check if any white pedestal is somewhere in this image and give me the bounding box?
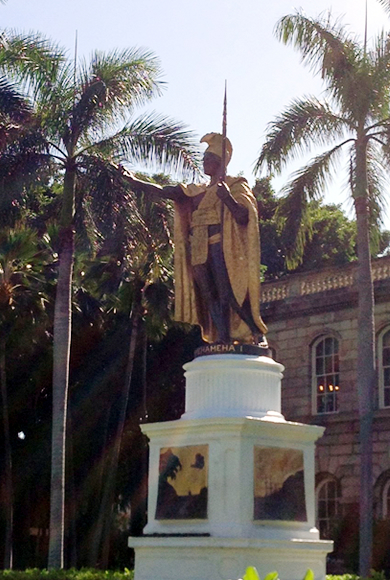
[182,355,284,420]
[129,354,333,580]
[130,537,332,580]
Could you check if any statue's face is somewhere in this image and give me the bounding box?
[203,151,222,177]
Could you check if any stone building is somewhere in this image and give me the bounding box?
[261,255,390,571]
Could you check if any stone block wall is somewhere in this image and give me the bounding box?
[261,260,390,569]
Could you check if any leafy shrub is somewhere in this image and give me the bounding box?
[0,570,134,580]
[239,567,314,580]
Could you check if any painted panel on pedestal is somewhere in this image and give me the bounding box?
[253,446,307,521]
[156,445,208,519]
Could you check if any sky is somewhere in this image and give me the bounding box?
[1,0,389,222]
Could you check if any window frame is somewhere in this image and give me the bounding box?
[311,335,340,415]
[382,479,390,518]
[316,476,340,539]
[378,326,390,409]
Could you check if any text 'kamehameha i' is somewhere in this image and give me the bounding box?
[194,343,271,358]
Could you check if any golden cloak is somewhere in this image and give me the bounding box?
[174,176,267,343]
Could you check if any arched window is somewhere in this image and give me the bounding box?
[316,476,340,538]
[382,479,390,518]
[312,336,340,414]
[378,327,390,408]
[374,471,390,520]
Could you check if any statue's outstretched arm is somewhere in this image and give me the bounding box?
[217,182,249,225]
[119,167,184,202]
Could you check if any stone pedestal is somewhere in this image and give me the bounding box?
[129,354,333,580]
[182,354,284,421]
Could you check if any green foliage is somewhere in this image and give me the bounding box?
[1,570,389,580]
[303,571,315,580]
[1,572,388,580]
[327,576,359,580]
[0,570,134,580]
[243,567,262,580]
[238,567,315,580]
[369,572,388,580]
[290,202,357,272]
[237,569,389,580]
[254,177,359,279]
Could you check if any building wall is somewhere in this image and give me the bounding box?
[261,257,390,568]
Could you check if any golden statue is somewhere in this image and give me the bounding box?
[123,133,267,345]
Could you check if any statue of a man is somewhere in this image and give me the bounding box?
[123,132,267,345]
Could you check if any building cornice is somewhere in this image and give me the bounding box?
[262,255,390,322]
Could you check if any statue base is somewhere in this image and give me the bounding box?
[182,352,283,420]
[130,535,332,580]
[128,353,333,580]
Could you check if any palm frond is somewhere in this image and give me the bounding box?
[367,142,388,206]
[374,119,390,170]
[0,226,38,264]
[277,143,345,267]
[0,76,31,122]
[77,155,144,242]
[37,62,75,139]
[77,48,163,127]
[378,0,390,16]
[0,126,50,228]
[366,32,390,119]
[355,141,388,231]
[359,143,389,254]
[131,189,174,265]
[255,96,349,174]
[275,11,372,119]
[62,79,107,149]
[275,11,359,81]
[86,112,202,180]
[0,30,66,103]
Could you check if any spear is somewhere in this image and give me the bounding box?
[220,80,227,183]
[218,82,261,343]
[219,81,230,341]
[219,81,227,236]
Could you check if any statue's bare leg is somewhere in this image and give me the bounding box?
[192,257,230,343]
[208,243,265,344]
[192,242,266,344]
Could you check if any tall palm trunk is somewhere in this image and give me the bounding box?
[65,408,78,568]
[354,137,375,577]
[89,282,143,568]
[140,324,148,422]
[48,166,76,568]
[0,334,13,569]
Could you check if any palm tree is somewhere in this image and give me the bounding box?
[0,31,200,568]
[81,180,174,566]
[255,12,390,575]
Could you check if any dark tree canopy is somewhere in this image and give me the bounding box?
[254,177,389,280]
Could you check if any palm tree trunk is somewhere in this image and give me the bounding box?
[48,166,76,569]
[90,283,143,567]
[0,334,13,569]
[354,137,375,577]
[65,406,78,567]
[140,323,148,422]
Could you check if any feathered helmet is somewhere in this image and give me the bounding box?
[200,133,233,166]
